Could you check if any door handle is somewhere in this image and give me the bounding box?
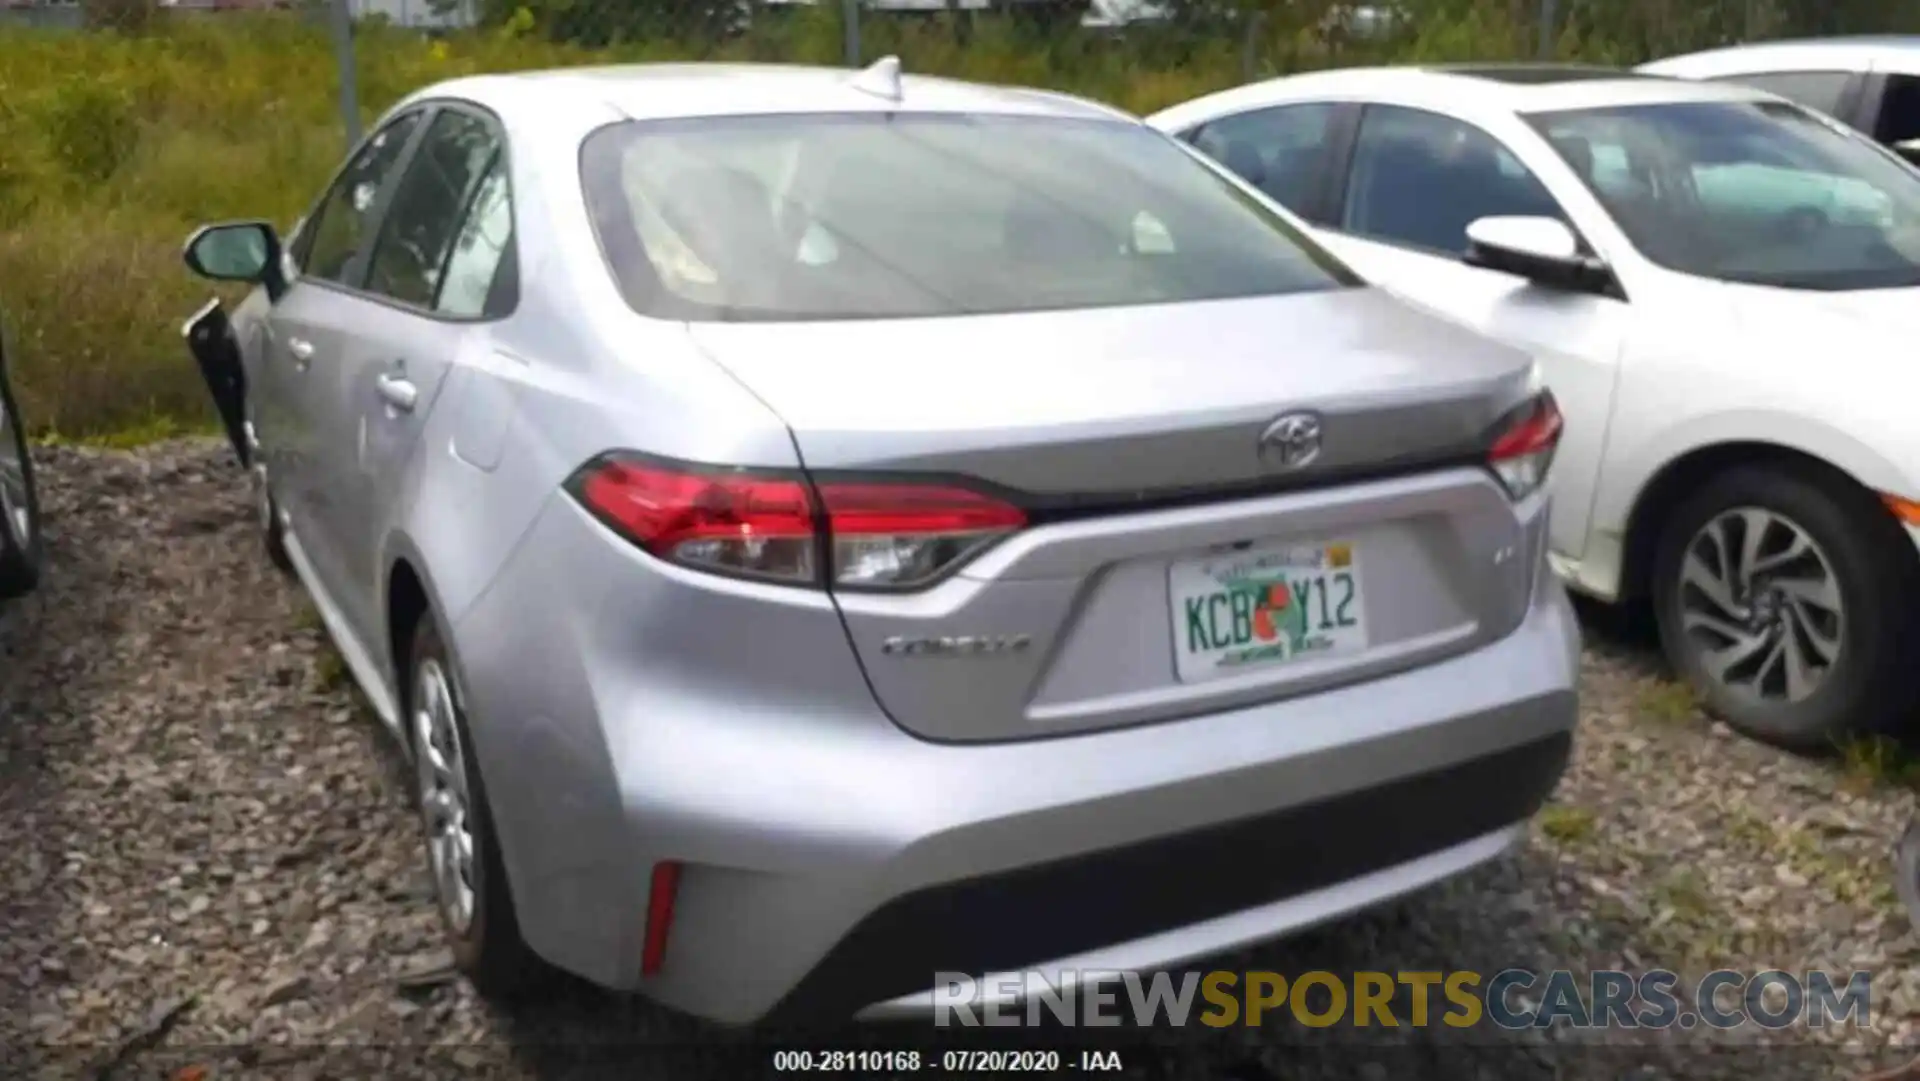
[287,337,315,362]
[376,373,418,413]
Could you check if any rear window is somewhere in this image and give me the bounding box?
[579,112,1359,323]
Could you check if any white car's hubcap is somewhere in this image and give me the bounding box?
[1677,507,1842,704]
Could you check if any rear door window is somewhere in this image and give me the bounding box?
[364,108,504,311]
[1186,103,1339,220]
[435,161,516,319]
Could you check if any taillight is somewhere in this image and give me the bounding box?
[564,452,1027,590]
[1487,391,1563,501]
[817,482,1027,589]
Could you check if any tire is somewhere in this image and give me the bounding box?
[0,367,43,600]
[403,615,539,997]
[245,405,293,575]
[1651,462,1920,751]
[261,482,292,575]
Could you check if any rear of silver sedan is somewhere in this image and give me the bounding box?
[439,79,1579,1025]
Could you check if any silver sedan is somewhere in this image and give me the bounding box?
[179,57,1579,1024]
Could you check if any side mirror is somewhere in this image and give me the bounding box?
[183,221,287,300]
[1464,215,1609,293]
[1892,137,1920,167]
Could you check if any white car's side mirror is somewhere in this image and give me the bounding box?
[1464,215,1611,294]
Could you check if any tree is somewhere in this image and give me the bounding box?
[478,0,746,46]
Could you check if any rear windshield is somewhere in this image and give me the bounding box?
[579,112,1359,322]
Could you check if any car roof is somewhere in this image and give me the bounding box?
[1640,35,1920,77]
[1146,63,1779,131]
[398,59,1135,128]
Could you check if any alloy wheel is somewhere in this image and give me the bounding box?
[244,418,272,533]
[412,658,477,936]
[0,397,32,552]
[1675,506,1843,704]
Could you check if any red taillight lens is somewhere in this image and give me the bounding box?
[570,457,819,583]
[1487,391,1563,501]
[565,453,1027,590]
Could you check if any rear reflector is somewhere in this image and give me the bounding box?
[565,452,1027,590]
[641,860,681,977]
[1487,391,1563,502]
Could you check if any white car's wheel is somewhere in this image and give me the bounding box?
[1652,462,1920,750]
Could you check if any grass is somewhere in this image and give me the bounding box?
[12,3,1904,444]
[1837,734,1920,793]
[1536,802,1598,846]
[314,648,350,692]
[1634,679,1700,725]
[0,5,1563,443]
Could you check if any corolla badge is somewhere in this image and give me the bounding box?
[881,634,1032,657]
[1258,411,1324,471]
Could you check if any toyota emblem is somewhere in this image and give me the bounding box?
[1258,412,1324,471]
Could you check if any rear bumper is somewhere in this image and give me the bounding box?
[823,733,1566,1023]
[452,498,1582,1026]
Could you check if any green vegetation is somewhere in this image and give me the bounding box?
[1635,678,1700,725]
[1536,802,1597,845]
[1837,734,1920,792]
[1,0,1915,441]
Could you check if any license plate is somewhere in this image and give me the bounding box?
[1169,540,1368,683]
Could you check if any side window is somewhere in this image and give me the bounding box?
[435,160,516,318]
[1873,74,1920,159]
[364,109,504,310]
[1719,71,1853,119]
[297,112,425,284]
[1187,103,1336,219]
[1340,104,1566,256]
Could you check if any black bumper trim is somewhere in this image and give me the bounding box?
[765,729,1572,1025]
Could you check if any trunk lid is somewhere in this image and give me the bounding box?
[687,286,1545,743]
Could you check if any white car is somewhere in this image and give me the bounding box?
[1149,64,1920,749]
[1639,37,1920,167]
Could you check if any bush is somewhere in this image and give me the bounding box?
[38,79,141,187]
[0,1,1913,440]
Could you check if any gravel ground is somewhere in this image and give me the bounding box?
[2,439,1918,1081]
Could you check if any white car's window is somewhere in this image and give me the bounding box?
[1877,74,1920,154]
[1185,103,1338,218]
[580,112,1360,322]
[1532,100,1920,290]
[1339,104,1568,256]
